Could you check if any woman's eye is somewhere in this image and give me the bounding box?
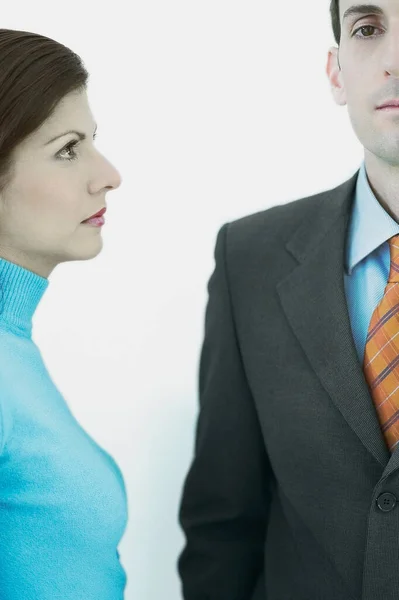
[57,132,97,162]
[58,141,79,162]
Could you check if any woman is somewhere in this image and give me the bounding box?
[0,28,127,599]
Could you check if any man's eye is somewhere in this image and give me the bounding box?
[352,25,383,39]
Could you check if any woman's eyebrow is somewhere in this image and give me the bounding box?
[45,124,97,146]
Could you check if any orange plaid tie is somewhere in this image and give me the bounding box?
[363,233,399,453]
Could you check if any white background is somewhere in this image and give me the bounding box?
[4,1,363,598]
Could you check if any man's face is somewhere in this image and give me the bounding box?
[327,0,399,167]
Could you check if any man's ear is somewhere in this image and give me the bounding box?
[326,46,347,106]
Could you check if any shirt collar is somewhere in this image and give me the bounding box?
[345,160,399,275]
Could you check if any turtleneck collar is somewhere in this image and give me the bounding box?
[0,257,49,338]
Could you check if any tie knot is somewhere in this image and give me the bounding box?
[388,234,399,283]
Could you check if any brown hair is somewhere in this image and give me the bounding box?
[330,0,341,46]
[0,29,89,195]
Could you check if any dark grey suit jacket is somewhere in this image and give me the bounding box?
[177,170,399,600]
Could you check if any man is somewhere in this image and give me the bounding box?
[177,1,399,599]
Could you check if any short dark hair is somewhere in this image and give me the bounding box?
[330,0,341,45]
[0,29,89,195]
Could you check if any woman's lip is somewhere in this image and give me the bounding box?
[82,216,105,227]
[82,207,106,222]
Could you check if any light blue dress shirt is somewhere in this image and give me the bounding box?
[344,160,399,364]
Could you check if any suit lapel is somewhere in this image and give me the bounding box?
[276,171,389,468]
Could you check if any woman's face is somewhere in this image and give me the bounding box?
[0,88,122,278]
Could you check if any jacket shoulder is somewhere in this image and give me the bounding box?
[218,172,359,271]
[227,185,337,245]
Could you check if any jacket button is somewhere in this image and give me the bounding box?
[376,492,397,512]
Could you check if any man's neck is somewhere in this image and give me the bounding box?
[364,153,399,223]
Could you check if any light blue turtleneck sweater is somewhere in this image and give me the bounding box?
[0,257,128,599]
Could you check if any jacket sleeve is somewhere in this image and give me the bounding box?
[177,222,272,600]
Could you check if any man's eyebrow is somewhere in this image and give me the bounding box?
[343,4,384,23]
[45,123,97,146]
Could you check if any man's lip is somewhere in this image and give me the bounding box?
[377,103,399,109]
[82,207,106,221]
